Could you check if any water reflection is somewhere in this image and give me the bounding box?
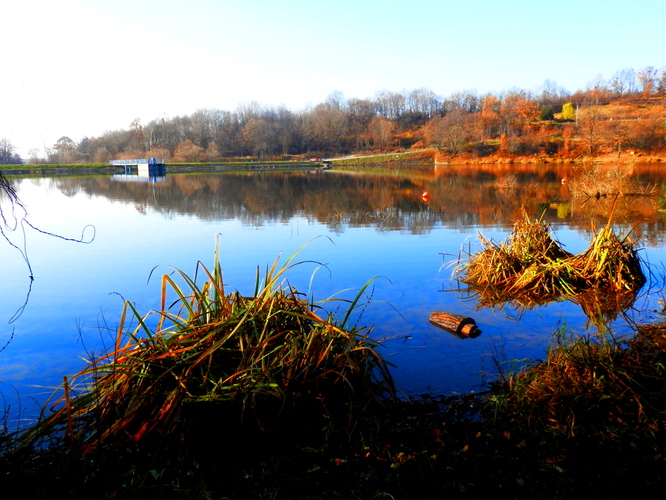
[41,163,666,238]
[1,163,666,420]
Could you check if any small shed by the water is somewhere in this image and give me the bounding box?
[110,158,166,176]
[110,158,166,181]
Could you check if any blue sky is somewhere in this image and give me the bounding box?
[2,0,665,157]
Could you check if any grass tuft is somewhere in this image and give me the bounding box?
[456,208,645,323]
[15,240,395,454]
[487,325,666,440]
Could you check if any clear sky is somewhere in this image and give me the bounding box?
[2,0,665,158]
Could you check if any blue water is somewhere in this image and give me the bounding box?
[1,166,664,426]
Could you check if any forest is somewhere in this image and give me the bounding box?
[2,65,666,165]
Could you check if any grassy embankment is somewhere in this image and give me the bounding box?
[329,149,436,166]
[0,160,321,174]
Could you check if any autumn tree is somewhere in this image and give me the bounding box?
[202,142,220,162]
[173,140,203,162]
[146,147,172,163]
[92,147,110,164]
[424,110,470,154]
[303,106,349,152]
[581,74,609,105]
[562,124,575,156]
[347,98,375,128]
[602,119,630,157]
[624,108,666,152]
[480,95,501,139]
[499,94,535,135]
[561,102,576,121]
[367,115,396,148]
[273,107,299,155]
[324,91,346,110]
[129,118,146,153]
[242,119,277,157]
[189,109,222,149]
[498,133,509,156]
[28,149,43,164]
[76,137,97,164]
[235,101,263,126]
[514,99,540,131]
[577,107,603,154]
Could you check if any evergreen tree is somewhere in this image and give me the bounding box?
[539,106,554,121]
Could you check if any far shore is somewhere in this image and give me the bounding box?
[2,149,666,176]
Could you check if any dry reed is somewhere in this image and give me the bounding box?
[488,324,666,439]
[17,240,395,454]
[457,208,645,314]
[568,165,655,199]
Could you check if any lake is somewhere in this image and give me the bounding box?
[2,163,666,424]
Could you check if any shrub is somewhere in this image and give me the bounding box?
[561,102,577,121]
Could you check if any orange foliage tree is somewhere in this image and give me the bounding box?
[173,140,204,163]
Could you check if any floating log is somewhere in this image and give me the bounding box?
[429,312,482,339]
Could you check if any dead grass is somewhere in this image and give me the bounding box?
[487,324,666,440]
[14,241,395,455]
[569,164,656,199]
[456,208,645,322]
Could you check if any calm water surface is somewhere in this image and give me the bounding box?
[2,163,666,423]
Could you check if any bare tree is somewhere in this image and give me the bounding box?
[609,68,637,96]
[0,138,22,164]
[578,107,603,154]
[368,115,396,148]
[424,110,471,154]
[51,136,77,164]
[242,119,277,157]
[637,66,658,96]
[374,90,405,120]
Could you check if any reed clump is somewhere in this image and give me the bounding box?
[568,165,655,199]
[487,325,666,440]
[458,209,645,309]
[16,243,395,454]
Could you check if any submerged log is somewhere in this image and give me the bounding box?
[429,312,482,339]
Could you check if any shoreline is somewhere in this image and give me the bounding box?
[3,150,666,174]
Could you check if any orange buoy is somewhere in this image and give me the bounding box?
[422,191,430,199]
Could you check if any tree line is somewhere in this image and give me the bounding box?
[2,65,666,165]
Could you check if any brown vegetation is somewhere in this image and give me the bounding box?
[457,210,645,327]
[8,65,664,166]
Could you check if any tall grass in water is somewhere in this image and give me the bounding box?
[488,325,666,440]
[18,242,395,454]
[457,208,645,323]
